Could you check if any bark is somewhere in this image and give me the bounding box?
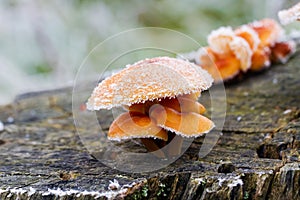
[0,52,299,200]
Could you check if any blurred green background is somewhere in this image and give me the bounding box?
[0,0,298,105]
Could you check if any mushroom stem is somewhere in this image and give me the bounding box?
[140,138,166,158]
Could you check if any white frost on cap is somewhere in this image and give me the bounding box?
[87,57,213,110]
[278,2,300,25]
[207,26,235,54]
[229,36,252,72]
[194,47,215,66]
[235,25,261,51]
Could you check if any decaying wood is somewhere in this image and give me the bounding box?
[0,52,300,199]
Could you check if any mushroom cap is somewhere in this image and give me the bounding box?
[207,26,235,55]
[207,26,252,72]
[248,18,284,47]
[108,112,168,141]
[149,105,215,138]
[196,47,240,82]
[278,2,300,25]
[87,57,213,110]
[229,36,252,72]
[234,25,260,51]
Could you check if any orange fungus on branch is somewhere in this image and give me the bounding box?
[192,18,296,82]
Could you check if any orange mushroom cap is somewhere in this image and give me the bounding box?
[250,47,271,71]
[108,112,168,141]
[127,94,206,115]
[248,18,284,47]
[206,26,252,72]
[235,25,260,52]
[229,36,253,72]
[271,41,297,64]
[207,26,236,55]
[149,105,214,137]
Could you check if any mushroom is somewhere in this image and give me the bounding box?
[278,2,300,25]
[207,26,236,55]
[198,27,252,82]
[234,25,260,52]
[193,18,296,82]
[108,112,168,141]
[197,47,241,82]
[149,105,214,137]
[87,56,214,157]
[250,47,271,71]
[270,40,296,64]
[248,19,284,47]
[247,18,296,70]
[246,18,284,71]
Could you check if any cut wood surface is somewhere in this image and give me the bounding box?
[0,52,300,200]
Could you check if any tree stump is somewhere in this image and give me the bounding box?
[0,52,300,199]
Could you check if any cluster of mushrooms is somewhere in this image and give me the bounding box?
[87,11,299,157]
[87,57,214,157]
[193,18,296,82]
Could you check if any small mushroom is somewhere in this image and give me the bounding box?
[159,94,206,114]
[271,40,296,64]
[278,2,300,25]
[87,56,214,157]
[128,95,206,115]
[198,35,252,82]
[208,26,236,55]
[108,112,168,141]
[248,18,283,48]
[229,36,253,72]
[192,18,295,81]
[108,112,168,158]
[197,47,241,82]
[250,47,271,71]
[200,26,253,82]
[235,25,260,52]
[246,18,289,71]
[149,105,215,137]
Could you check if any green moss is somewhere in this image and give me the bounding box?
[156,183,167,197]
[126,185,148,200]
[243,191,249,199]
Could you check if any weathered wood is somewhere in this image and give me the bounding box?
[0,52,300,199]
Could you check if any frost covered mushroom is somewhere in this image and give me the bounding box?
[197,47,241,82]
[198,27,252,82]
[278,2,300,25]
[248,18,284,47]
[87,57,215,157]
[247,18,283,71]
[193,18,296,82]
[234,25,260,52]
[247,18,296,70]
[270,40,296,64]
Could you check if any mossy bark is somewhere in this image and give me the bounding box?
[0,52,300,199]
